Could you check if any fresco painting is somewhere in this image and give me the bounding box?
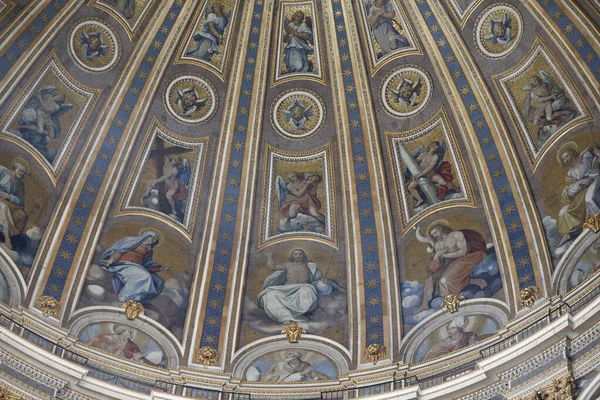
[401,214,504,332]
[567,236,600,290]
[245,350,336,382]
[79,322,167,367]
[239,242,347,347]
[78,222,193,339]
[413,314,499,362]
[537,132,600,263]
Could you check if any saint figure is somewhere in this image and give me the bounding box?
[262,351,329,382]
[0,159,29,250]
[88,326,163,366]
[556,142,600,247]
[99,232,170,303]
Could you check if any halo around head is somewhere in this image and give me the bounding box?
[556,141,578,163]
[137,229,163,247]
[11,157,31,174]
[426,219,451,240]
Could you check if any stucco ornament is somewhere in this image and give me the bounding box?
[441,294,465,313]
[520,286,541,307]
[122,300,144,320]
[366,343,387,365]
[583,213,600,233]
[0,385,21,400]
[522,373,575,400]
[36,295,60,318]
[281,321,306,343]
[196,346,220,367]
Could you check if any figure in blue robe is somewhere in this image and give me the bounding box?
[99,232,165,303]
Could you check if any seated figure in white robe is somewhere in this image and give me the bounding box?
[257,249,344,323]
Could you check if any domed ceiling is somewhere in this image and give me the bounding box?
[0,0,599,393]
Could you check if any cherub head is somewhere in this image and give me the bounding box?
[492,22,506,37]
[292,106,305,121]
[182,90,198,108]
[88,35,101,51]
[398,81,414,100]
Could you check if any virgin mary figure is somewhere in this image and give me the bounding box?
[99,232,166,303]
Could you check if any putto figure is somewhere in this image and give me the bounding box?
[186,3,230,61]
[81,31,110,61]
[366,0,409,57]
[146,156,191,222]
[283,11,314,73]
[18,85,72,162]
[523,70,576,147]
[99,232,171,303]
[282,100,313,131]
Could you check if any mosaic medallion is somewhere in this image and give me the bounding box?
[474,3,522,59]
[380,65,432,118]
[271,89,325,139]
[68,18,121,73]
[164,74,218,125]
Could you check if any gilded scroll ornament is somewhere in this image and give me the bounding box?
[520,286,541,307]
[365,343,387,365]
[281,321,306,343]
[196,346,220,367]
[122,300,144,320]
[36,295,60,317]
[0,386,21,400]
[522,373,575,400]
[583,213,600,233]
[441,294,464,313]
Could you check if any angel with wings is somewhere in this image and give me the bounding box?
[405,141,459,207]
[17,85,72,161]
[366,0,409,57]
[175,86,208,116]
[186,3,230,62]
[148,156,191,222]
[282,100,313,131]
[388,76,422,108]
[81,31,110,61]
[276,172,325,233]
[283,11,314,73]
[483,12,512,48]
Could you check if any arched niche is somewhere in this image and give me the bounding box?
[400,299,510,364]
[552,229,600,295]
[232,339,349,382]
[0,249,26,307]
[69,306,181,368]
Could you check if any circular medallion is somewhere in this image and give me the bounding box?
[271,89,326,140]
[474,3,522,59]
[68,18,121,73]
[164,74,218,124]
[380,65,432,118]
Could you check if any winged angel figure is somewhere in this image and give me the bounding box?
[388,76,422,108]
[17,85,72,162]
[283,11,314,73]
[81,30,110,61]
[523,70,576,147]
[404,141,459,207]
[365,0,409,57]
[175,86,208,116]
[276,172,325,234]
[186,3,231,62]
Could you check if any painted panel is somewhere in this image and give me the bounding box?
[244,350,337,382]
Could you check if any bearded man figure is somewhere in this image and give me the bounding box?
[0,158,29,250]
